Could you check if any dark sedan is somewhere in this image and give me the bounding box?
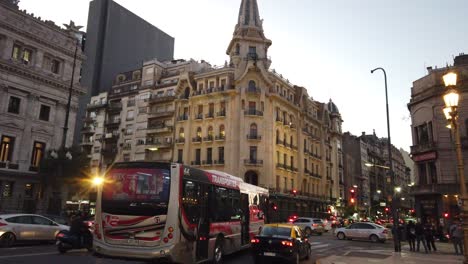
[251,223,310,264]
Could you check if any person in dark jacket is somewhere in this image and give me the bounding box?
[424,224,437,252]
[415,221,428,253]
[406,221,416,251]
[69,211,86,245]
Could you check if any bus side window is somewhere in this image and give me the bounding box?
[182,180,200,224]
[230,189,241,221]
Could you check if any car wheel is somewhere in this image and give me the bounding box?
[370,234,379,243]
[0,232,16,247]
[337,232,346,240]
[57,242,67,254]
[213,238,224,264]
[305,227,312,236]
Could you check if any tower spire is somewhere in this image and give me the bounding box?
[237,0,262,30]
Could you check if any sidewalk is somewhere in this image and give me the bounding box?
[316,242,464,264]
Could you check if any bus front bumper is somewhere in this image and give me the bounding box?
[93,240,175,261]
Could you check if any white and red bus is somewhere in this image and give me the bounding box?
[93,162,269,263]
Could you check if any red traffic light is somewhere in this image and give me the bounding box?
[350,198,355,204]
[385,207,389,212]
[292,189,297,196]
[444,212,449,218]
[350,189,355,193]
[273,205,278,211]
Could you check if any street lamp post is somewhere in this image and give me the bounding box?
[371,67,400,252]
[442,71,468,264]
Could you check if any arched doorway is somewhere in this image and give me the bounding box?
[244,171,258,186]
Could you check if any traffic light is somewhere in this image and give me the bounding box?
[350,189,356,204]
[292,189,297,196]
[271,202,278,211]
[444,212,449,218]
[385,207,389,213]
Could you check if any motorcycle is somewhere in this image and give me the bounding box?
[56,229,93,253]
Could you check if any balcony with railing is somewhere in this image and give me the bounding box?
[147,125,174,134]
[203,135,214,142]
[148,94,176,104]
[108,102,122,112]
[205,112,215,119]
[145,138,173,149]
[244,109,263,116]
[245,87,261,94]
[175,138,185,144]
[105,119,121,127]
[276,139,284,146]
[215,135,226,141]
[217,110,226,117]
[80,140,94,147]
[410,141,437,155]
[191,160,201,166]
[177,114,189,121]
[202,160,214,166]
[246,134,262,140]
[102,147,118,157]
[214,159,225,165]
[311,173,322,179]
[194,114,204,120]
[276,163,286,170]
[0,162,19,170]
[104,133,119,142]
[148,109,175,118]
[304,168,311,175]
[87,101,108,110]
[192,137,202,143]
[244,159,263,166]
[275,116,283,124]
[81,126,95,134]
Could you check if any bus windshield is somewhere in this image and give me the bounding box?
[102,167,170,216]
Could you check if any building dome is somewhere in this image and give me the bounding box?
[327,99,339,114]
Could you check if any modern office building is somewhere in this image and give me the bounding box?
[75,0,175,143]
[81,0,345,221]
[408,54,468,225]
[0,0,85,213]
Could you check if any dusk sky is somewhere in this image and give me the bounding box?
[19,0,468,151]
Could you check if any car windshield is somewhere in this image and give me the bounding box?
[260,226,291,237]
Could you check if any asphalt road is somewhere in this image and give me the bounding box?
[0,231,394,264]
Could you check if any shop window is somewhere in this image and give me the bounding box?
[31,141,45,167]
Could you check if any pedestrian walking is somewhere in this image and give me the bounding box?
[424,223,437,252]
[415,221,428,253]
[406,221,416,252]
[450,221,464,255]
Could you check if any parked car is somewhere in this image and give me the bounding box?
[41,214,69,226]
[334,222,389,243]
[292,217,324,236]
[0,214,69,247]
[251,223,310,264]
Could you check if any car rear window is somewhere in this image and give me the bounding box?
[260,226,291,237]
[313,220,322,223]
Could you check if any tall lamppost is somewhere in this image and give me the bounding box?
[371,67,400,252]
[442,71,468,263]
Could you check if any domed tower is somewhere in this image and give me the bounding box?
[226,0,272,78]
[327,99,344,207]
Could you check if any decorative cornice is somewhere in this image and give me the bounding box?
[0,19,85,60]
[0,59,86,95]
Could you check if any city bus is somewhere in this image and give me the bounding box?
[93,162,269,263]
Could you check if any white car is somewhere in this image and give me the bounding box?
[0,214,69,247]
[292,217,324,236]
[334,222,389,243]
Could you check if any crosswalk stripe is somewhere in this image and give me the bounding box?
[310,244,330,250]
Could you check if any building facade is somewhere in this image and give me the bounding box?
[75,0,175,143]
[81,0,344,221]
[0,0,85,213]
[408,54,468,225]
[342,131,410,220]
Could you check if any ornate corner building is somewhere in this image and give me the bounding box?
[0,0,85,213]
[82,0,344,220]
[408,54,468,225]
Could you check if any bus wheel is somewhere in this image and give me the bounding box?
[213,238,224,264]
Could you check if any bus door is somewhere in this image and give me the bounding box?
[241,193,250,245]
[195,183,210,261]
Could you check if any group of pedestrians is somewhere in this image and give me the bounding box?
[405,221,437,253]
[404,220,464,255]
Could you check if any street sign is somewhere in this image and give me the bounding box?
[380,202,386,207]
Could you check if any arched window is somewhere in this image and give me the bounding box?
[250,123,258,136]
[248,80,256,91]
[179,128,184,139]
[208,126,214,137]
[219,125,225,138]
[184,87,190,99]
[196,127,202,138]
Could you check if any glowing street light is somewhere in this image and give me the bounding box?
[92,177,104,186]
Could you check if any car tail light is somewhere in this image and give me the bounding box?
[313,224,318,227]
[168,233,173,239]
[251,238,260,243]
[56,233,65,238]
[281,241,293,247]
[163,237,169,243]
[0,222,7,227]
